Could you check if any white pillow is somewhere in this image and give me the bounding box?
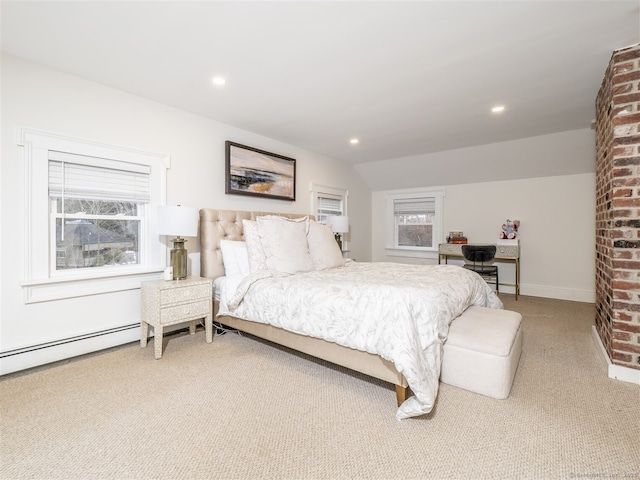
[256,216,314,276]
[219,240,250,277]
[242,219,268,272]
[307,221,345,270]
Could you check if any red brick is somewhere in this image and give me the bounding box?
[614,178,640,187]
[613,135,640,146]
[616,157,640,166]
[614,331,633,341]
[612,105,634,118]
[611,351,633,363]
[614,62,635,75]
[613,321,640,333]
[614,47,640,63]
[612,300,640,312]
[613,290,633,300]
[614,92,640,104]
[613,197,640,207]
[612,187,633,196]
[613,341,640,355]
[613,261,640,271]
[613,70,640,84]
[613,112,640,126]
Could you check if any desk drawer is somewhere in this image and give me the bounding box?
[496,244,519,257]
[439,244,463,255]
[160,300,211,324]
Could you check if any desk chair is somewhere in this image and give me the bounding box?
[461,245,499,293]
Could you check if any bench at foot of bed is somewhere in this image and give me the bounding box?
[441,306,523,399]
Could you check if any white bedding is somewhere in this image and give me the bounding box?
[219,261,503,420]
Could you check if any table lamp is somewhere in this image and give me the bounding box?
[328,215,349,251]
[157,205,199,280]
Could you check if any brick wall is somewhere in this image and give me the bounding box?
[595,44,640,371]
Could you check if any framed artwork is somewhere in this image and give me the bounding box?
[225,141,296,201]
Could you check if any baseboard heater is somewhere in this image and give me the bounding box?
[0,324,140,359]
[0,322,210,375]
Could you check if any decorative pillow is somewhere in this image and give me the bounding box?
[256,216,314,276]
[219,240,250,277]
[307,221,345,270]
[242,219,268,272]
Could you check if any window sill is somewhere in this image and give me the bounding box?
[21,267,164,304]
[384,248,438,260]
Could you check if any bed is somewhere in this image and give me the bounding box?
[200,208,502,419]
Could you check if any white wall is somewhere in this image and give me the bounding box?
[372,173,596,302]
[355,128,596,191]
[0,54,371,374]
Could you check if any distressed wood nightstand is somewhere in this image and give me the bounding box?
[140,276,213,359]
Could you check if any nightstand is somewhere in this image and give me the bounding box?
[140,276,213,359]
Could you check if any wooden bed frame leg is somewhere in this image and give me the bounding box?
[395,385,410,406]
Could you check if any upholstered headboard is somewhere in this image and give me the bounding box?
[199,209,315,280]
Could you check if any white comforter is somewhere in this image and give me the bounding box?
[219,261,503,420]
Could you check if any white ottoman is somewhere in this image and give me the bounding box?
[441,306,523,399]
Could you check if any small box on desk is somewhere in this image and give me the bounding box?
[450,237,468,244]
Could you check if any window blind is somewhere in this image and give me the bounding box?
[393,197,435,215]
[316,194,343,216]
[49,151,151,203]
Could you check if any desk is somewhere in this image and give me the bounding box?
[438,243,520,300]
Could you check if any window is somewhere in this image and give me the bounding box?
[19,128,169,303]
[310,183,348,224]
[386,190,445,256]
[49,152,149,271]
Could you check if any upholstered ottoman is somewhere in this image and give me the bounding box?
[441,306,523,399]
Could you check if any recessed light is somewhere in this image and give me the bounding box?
[491,105,505,113]
[350,138,359,144]
[212,76,226,86]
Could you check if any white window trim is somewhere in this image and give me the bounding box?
[310,182,349,248]
[385,189,445,259]
[18,128,169,303]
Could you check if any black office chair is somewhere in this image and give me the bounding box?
[461,245,499,293]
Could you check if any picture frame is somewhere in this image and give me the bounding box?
[225,141,296,201]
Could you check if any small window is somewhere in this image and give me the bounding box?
[394,197,435,248]
[310,184,348,224]
[386,190,444,254]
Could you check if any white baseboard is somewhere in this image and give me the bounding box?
[591,326,640,385]
[520,284,595,303]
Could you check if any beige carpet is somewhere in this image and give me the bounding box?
[1,295,638,479]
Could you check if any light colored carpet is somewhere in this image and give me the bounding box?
[1,295,638,479]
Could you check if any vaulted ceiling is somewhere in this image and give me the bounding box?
[2,1,638,169]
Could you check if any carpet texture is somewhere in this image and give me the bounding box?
[1,295,638,479]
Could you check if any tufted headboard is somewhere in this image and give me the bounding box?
[199,208,315,280]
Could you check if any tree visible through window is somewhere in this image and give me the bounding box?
[53,200,141,269]
[49,154,150,271]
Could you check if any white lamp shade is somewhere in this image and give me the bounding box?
[328,215,349,234]
[157,205,199,237]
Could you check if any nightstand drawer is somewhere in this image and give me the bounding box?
[160,300,211,323]
[160,283,211,305]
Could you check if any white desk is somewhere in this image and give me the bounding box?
[438,243,520,300]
